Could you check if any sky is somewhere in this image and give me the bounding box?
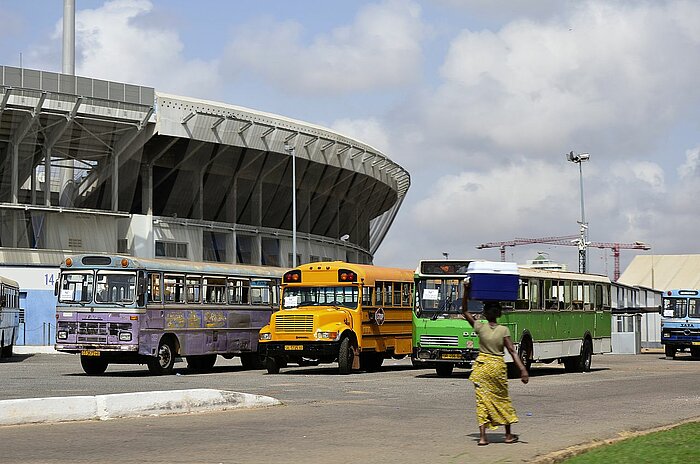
[2,0,700,277]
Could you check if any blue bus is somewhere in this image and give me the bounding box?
[661,289,700,359]
[55,254,285,375]
[1,275,21,357]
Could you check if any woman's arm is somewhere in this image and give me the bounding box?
[461,281,476,327]
[504,336,529,384]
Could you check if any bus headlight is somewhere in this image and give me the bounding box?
[315,331,338,340]
[119,332,132,342]
[259,332,272,341]
[57,331,68,340]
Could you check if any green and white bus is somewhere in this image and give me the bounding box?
[412,260,612,376]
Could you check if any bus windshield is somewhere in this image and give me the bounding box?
[417,278,465,315]
[95,271,137,304]
[59,271,94,304]
[663,297,700,318]
[283,286,358,309]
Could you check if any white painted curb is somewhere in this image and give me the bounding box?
[0,389,281,426]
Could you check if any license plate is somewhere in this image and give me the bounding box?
[284,345,304,351]
[441,353,462,360]
[81,350,100,357]
[692,342,700,346]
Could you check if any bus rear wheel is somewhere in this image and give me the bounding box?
[665,345,677,359]
[360,352,384,372]
[148,339,176,375]
[80,355,108,375]
[186,354,217,372]
[240,353,264,369]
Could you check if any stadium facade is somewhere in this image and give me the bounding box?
[0,65,410,345]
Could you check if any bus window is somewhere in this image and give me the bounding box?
[384,283,393,306]
[401,283,411,307]
[544,280,557,310]
[375,283,383,305]
[163,274,185,303]
[393,283,401,306]
[186,276,201,303]
[572,282,583,310]
[595,284,604,310]
[690,299,700,318]
[251,280,271,305]
[149,273,162,303]
[563,281,572,310]
[59,272,94,303]
[362,286,373,306]
[583,283,591,310]
[228,279,250,304]
[516,279,529,310]
[529,280,540,310]
[203,277,226,304]
[95,271,136,303]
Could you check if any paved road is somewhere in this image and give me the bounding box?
[1,352,699,463]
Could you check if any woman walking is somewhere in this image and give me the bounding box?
[462,280,529,446]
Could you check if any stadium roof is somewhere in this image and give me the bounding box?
[617,254,700,291]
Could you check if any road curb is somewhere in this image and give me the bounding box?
[0,389,281,426]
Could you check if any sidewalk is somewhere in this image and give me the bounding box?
[0,389,281,426]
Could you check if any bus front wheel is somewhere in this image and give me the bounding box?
[435,363,454,377]
[338,337,355,374]
[266,356,282,374]
[148,339,176,375]
[665,345,677,359]
[80,355,108,375]
[691,347,700,358]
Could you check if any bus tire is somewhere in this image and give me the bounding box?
[148,338,176,375]
[1,343,13,358]
[338,337,355,374]
[435,363,454,377]
[578,338,593,372]
[186,354,216,372]
[240,353,264,370]
[360,352,384,372]
[80,355,108,375]
[691,347,700,359]
[664,345,676,359]
[266,356,281,374]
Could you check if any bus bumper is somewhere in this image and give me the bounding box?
[412,347,478,367]
[259,341,340,362]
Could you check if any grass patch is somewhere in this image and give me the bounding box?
[563,421,700,463]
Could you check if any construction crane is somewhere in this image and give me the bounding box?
[476,235,651,281]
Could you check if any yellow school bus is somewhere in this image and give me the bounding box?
[258,261,414,374]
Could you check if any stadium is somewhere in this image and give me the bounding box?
[0,65,410,345]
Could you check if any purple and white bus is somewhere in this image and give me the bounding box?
[55,255,285,375]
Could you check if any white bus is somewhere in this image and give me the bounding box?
[1,275,21,357]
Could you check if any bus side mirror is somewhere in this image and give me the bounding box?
[0,295,5,307]
[54,280,59,297]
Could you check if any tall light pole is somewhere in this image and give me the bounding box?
[566,151,590,273]
[284,144,297,267]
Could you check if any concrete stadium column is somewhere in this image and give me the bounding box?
[44,147,51,206]
[11,143,19,204]
[225,176,238,223]
[141,164,153,215]
[112,152,119,211]
[197,168,204,220]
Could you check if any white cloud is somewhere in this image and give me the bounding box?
[224,0,426,94]
[66,0,221,96]
[330,118,391,154]
[678,146,700,179]
[410,0,700,162]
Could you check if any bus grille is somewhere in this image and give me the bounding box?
[420,335,459,346]
[275,315,314,333]
[58,321,133,344]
